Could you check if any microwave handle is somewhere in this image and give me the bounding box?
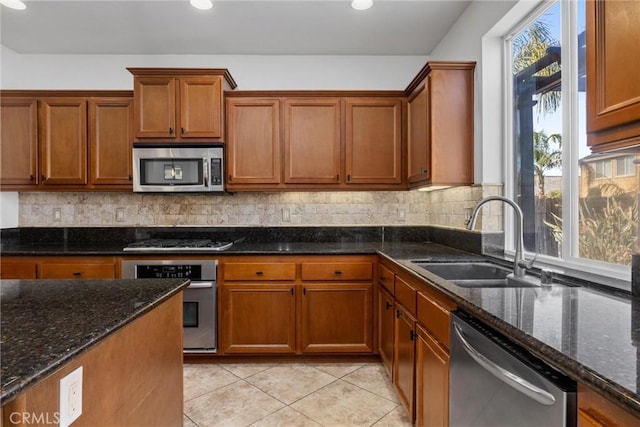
[203,158,209,188]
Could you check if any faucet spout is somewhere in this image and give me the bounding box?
[467,195,529,278]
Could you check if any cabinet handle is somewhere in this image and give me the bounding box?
[347,174,351,182]
[336,174,340,181]
[385,301,392,310]
[181,127,185,135]
[128,175,132,181]
[410,330,416,341]
[72,272,82,277]
[334,270,342,275]
[396,310,402,319]
[303,288,307,295]
[29,175,35,182]
[228,175,233,182]
[290,288,294,295]
[421,167,427,176]
[255,271,264,276]
[169,127,174,134]
[41,175,47,182]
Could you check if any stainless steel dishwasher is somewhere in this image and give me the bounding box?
[450,311,576,426]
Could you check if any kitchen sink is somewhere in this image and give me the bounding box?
[409,261,543,288]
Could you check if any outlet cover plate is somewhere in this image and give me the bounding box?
[59,366,83,427]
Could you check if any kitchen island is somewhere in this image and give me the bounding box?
[0,278,188,426]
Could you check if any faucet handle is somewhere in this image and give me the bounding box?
[517,253,538,270]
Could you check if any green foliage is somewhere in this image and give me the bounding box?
[533,130,562,195]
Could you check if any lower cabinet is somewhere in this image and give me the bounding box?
[578,383,640,426]
[378,285,395,377]
[0,256,116,279]
[393,302,417,420]
[300,283,373,353]
[220,283,296,354]
[415,324,449,427]
[218,255,375,355]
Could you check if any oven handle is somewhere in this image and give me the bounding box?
[453,323,556,406]
[203,158,209,188]
[188,281,215,289]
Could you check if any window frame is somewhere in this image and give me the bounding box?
[503,0,631,291]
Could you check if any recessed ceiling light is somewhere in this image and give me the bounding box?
[190,0,213,11]
[0,0,27,10]
[351,0,373,11]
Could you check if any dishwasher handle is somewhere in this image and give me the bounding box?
[187,281,215,289]
[453,323,556,406]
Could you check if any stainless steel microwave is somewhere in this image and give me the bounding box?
[132,143,224,192]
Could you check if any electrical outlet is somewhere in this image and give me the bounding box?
[116,207,125,222]
[59,366,82,427]
[282,208,291,222]
[398,208,406,222]
[53,208,62,222]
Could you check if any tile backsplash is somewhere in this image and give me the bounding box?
[18,184,503,230]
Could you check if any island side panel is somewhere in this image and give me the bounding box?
[1,292,183,427]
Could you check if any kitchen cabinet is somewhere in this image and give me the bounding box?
[39,97,88,185]
[218,255,376,355]
[0,91,134,191]
[226,97,282,188]
[0,256,117,279]
[284,98,342,185]
[128,68,237,142]
[393,301,417,421]
[0,97,38,187]
[577,383,640,426]
[406,61,475,188]
[89,97,134,186]
[414,289,456,427]
[586,0,640,152]
[299,261,374,353]
[378,263,396,377]
[219,260,297,354]
[225,92,405,191]
[345,97,404,185]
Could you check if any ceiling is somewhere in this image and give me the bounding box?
[0,0,471,55]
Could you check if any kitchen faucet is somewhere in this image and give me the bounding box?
[466,195,535,278]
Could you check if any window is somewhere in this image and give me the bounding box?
[507,0,637,287]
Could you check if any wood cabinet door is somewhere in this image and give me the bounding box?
[300,283,373,353]
[379,286,395,378]
[179,76,223,138]
[89,97,133,186]
[133,76,176,138]
[586,0,640,151]
[226,98,282,186]
[415,325,449,427]
[578,383,640,426]
[393,302,416,422]
[345,98,403,184]
[39,98,87,185]
[284,98,341,184]
[0,97,38,186]
[407,81,429,185]
[219,283,296,354]
[0,258,37,279]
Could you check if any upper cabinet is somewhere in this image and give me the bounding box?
[128,68,237,143]
[226,92,406,191]
[406,62,475,189]
[586,0,640,152]
[0,91,134,191]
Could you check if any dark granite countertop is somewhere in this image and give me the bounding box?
[0,278,189,404]
[2,226,639,417]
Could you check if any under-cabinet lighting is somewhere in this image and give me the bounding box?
[0,0,27,10]
[351,0,373,11]
[190,0,213,11]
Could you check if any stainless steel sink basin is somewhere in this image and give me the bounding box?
[409,261,543,288]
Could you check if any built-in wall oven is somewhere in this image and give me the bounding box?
[122,259,217,353]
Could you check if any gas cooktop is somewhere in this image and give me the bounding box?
[123,239,234,252]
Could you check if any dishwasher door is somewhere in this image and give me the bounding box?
[450,311,576,427]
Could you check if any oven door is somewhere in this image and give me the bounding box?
[183,281,217,352]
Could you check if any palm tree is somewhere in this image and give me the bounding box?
[533,130,562,196]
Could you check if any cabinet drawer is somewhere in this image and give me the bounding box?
[395,275,417,316]
[301,262,372,281]
[39,263,115,279]
[0,260,37,279]
[378,264,395,293]
[417,290,455,349]
[224,263,296,281]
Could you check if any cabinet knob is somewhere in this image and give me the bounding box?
[29,175,35,182]
[347,174,351,182]
[421,167,427,176]
[181,127,185,135]
[255,271,264,276]
[410,330,416,341]
[336,174,340,181]
[290,288,294,295]
[72,272,82,277]
[169,127,174,135]
[128,175,133,181]
[396,310,402,319]
[228,175,233,182]
[334,270,342,275]
[41,175,47,182]
[385,301,392,310]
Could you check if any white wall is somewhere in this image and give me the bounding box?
[0,46,427,90]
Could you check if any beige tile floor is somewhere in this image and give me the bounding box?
[183,362,413,427]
